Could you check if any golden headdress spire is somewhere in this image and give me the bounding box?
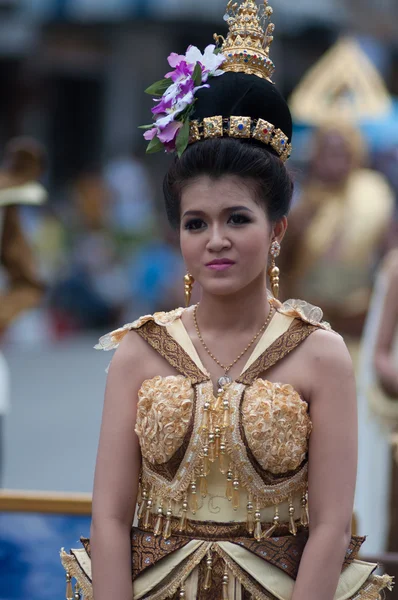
[214,0,276,82]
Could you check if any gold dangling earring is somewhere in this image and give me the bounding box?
[184,273,195,307]
[268,241,281,298]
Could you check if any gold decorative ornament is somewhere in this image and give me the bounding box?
[183,273,195,307]
[289,37,392,126]
[214,0,276,82]
[268,240,281,298]
[189,117,292,162]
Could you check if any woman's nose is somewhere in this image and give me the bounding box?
[206,227,232,252]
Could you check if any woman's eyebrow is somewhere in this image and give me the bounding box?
[182,206,254,218]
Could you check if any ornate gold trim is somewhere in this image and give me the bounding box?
[237,320,317,385]
[136,321,208,385]
[189,117,292,162]
[144,541,212,600]
[60,550,93,600]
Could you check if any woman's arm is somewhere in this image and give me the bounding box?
[90,331,146,600]
[374,264,398,397]
[292,330,357,600]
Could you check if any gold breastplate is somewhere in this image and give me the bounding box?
[95,299,331,542]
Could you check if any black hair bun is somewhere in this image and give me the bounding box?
[192,72,292,143]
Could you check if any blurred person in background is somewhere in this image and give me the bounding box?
[124,216,185,319]
[0,137,47,483]
[61,4,393,599]
[359,247,398,555]
[104,144,156,246]
[285,38,396,559]
[50,165,129,333]
[284,38,394,346]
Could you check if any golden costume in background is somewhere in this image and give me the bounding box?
[284,39,394,340]
[0,137,47,481]
[0,138,47,332]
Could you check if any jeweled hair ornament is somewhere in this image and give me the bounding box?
[141,0,293,161]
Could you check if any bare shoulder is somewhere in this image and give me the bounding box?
[108,329,154,383]
[304,328,353,372]
[299,329,355,402]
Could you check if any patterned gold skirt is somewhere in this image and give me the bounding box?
[61,517,393,600]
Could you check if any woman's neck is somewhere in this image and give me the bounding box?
[195,279,271,334]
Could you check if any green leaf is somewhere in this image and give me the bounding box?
[193,63,202,87]
[145,78,171,96]
[138,124,155,130]
[146,136,164,154]
[177,99,197,123]
[176,120,191,158]
[213,47,223,55]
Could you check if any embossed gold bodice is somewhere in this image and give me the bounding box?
[96,299,331,542]
[61,300,394,600]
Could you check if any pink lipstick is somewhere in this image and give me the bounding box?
[206,259,235,271]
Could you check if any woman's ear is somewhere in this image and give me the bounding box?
[272,216,288,244]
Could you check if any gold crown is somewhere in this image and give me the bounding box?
[214,0,276,82]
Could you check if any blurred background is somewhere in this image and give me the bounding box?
[1,0,398,597]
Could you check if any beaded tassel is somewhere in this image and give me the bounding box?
[66,572,73,600]
[222,398,230,430]
[204,548,213,590]
[163,502,173,539]
[222,566,230,600]
[254,499,262,542]
[200,469,208,498]
[300,492,309,526]
[137,479,143,505]
[202,446,210,477]
[226,469,233,501]
[201,401,211,434]
[208,432,216,462]
[74,582,81,600]
[246,493,254,534]
[137,488,148,520]
[264,504,280,538]
[289,497,297,536]
[154,503,164,537]
[143,494,153,530]
[232,472,240,511]
[219,433,228,475]
[178,494,189,532]
[179,583,186,598]
[189,480,198,514]
[215,427,221,458]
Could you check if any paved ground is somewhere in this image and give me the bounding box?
[2,335,110,493]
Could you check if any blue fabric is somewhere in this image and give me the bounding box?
[0,513,90,600]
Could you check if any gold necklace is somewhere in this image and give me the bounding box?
[193,301,274,389]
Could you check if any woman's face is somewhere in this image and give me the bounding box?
[180,175,281,298]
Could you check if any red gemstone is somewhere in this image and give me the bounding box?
[263,129,268,134]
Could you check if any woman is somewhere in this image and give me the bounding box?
[359,248,398,553]
[61,1,393,598]
[0,137,47,484]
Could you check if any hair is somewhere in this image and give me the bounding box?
[163,138,294,230]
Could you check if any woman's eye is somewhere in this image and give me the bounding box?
[229,213,251,225]
[184,218,206,231]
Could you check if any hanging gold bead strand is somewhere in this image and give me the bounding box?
[289,496,297,536]
[204,547,214,591]
[268,240,281,298]
[184,273,195,307]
